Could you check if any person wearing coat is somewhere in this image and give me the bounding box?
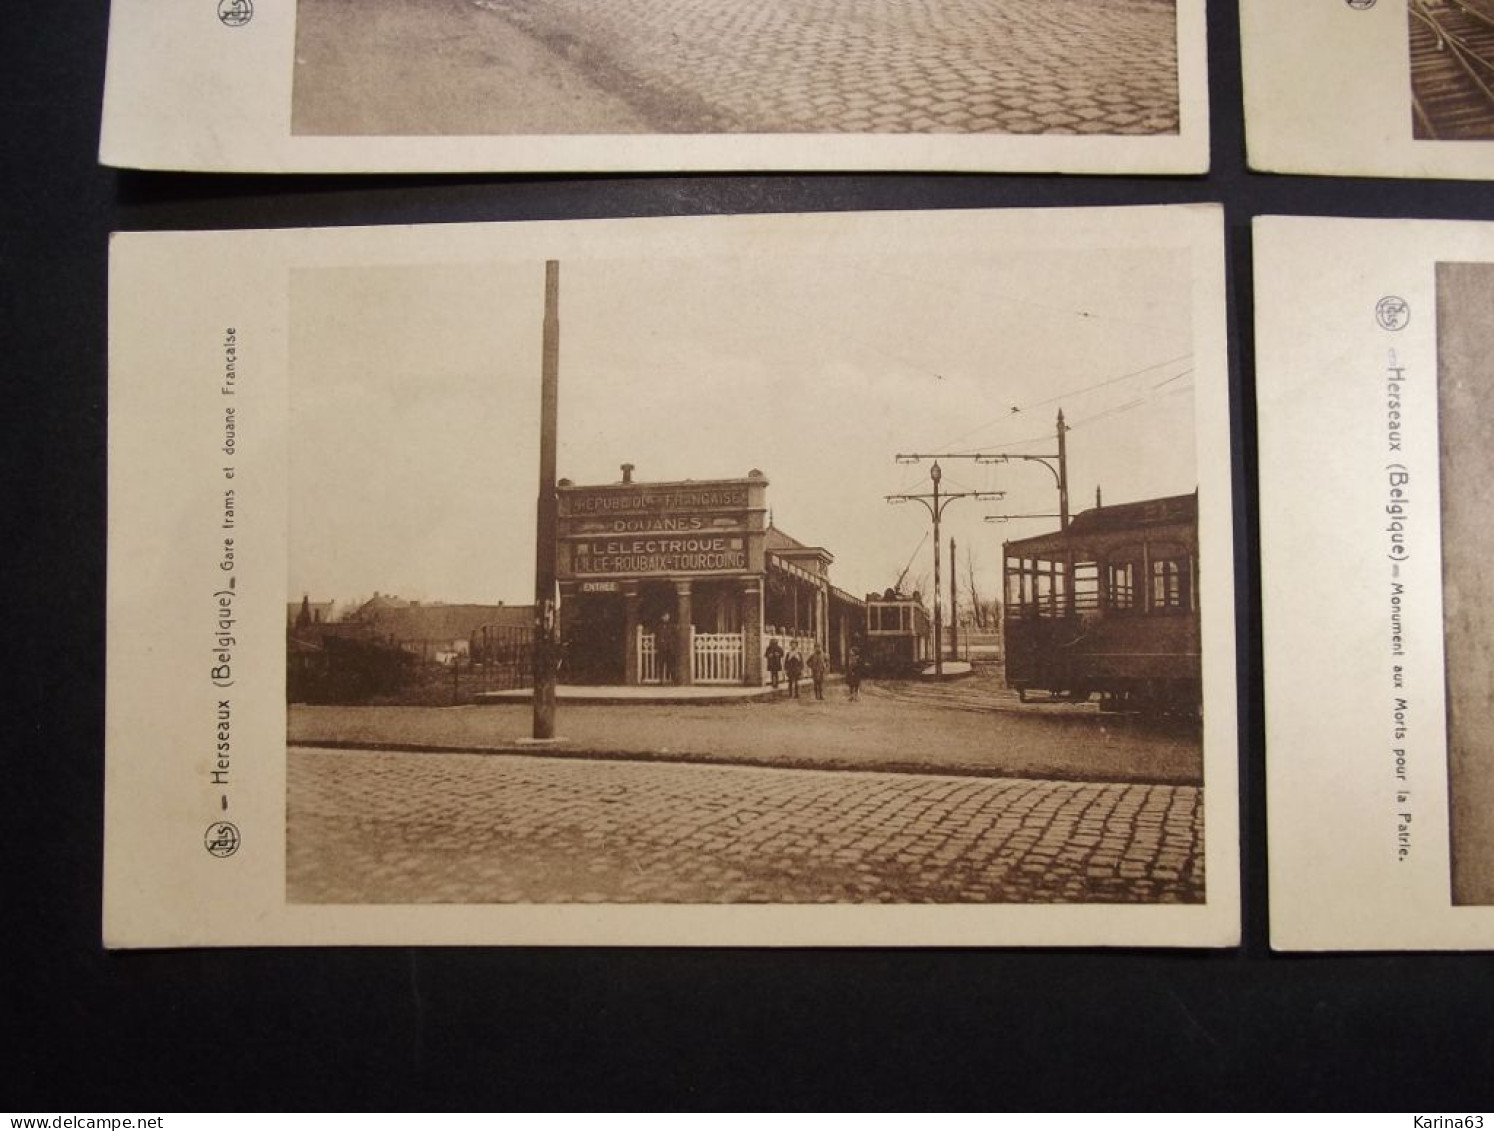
[807,645,829,700]
[784,645,804,699]
[765,638,784,689]
[655,612,676,685]
[845,645,863,701]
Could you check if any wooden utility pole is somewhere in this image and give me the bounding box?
[1056,408,1070,531]
[949,535,958,663]
[533,260,560,739]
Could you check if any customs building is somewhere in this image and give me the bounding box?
[556,466,864,686]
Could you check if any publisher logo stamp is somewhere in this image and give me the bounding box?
[1376,296,1410,331]
[218,0,253,27]
[205,821,241,858]
[1346,0,1376,10]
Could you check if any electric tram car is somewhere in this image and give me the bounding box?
[1002,492,1200,713]
[860,590,932,677]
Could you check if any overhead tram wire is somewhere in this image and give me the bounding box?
[605,258,1189,404]
[981,377,1195,452]
[912,365,1196,459]
[927,353,1194,454]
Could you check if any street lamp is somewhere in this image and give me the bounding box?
[886,462,1002,677]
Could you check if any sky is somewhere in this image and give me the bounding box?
[289,239,1197,612]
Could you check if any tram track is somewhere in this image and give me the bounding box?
[862,676,1099,718]
[1410,0,1494,140]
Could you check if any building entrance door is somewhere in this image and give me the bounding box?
[563,593,625,684]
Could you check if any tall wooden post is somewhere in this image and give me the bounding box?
[533,260,560,739]
[931,461,943,678]
[949,535,958,663]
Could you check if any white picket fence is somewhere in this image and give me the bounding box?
[693,632,745,684]
[638,627,746,685]
[639,629,661,684]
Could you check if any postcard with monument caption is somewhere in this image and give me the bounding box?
[1257,215,1494,950]
[1242,0,1494,180]
[99,0,1208,174]
[105,207,1238,948]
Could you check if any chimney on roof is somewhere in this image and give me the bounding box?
[621,463,634,484]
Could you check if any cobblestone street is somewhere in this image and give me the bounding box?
[294,0,1179,135]
[287,747,1204,905]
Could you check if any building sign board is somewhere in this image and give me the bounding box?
[558,476,768,581]
[575,536,747,576]
[561,486,751,515]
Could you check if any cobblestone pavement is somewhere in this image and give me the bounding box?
[287,747,1204,904]
[296,0,1179,135]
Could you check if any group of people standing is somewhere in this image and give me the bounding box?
[764,639,863,701]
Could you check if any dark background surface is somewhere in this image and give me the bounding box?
[5,0,1493,1111]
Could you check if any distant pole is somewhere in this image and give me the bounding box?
[1057,408,1070,531]
[931,462,943,678]
[886,463,999,676]
[949,535,958,664]
[533,260,560,739]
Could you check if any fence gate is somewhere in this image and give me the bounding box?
[638,628,660,685]
[693,632,744,684]
[638,627,746,685]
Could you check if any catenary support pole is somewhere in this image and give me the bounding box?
[533,260,560,739]
[950,536,958,663]
[931,462,943,678]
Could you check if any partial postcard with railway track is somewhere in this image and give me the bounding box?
[1242,0,1494,179]
[98,0,1208,174]
[1257,215,1494,950]
[105,206,1238,948]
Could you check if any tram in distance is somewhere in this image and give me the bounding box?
[1001,492,1200,714]
[859,589,932,677]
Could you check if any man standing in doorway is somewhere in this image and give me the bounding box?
[656,612,676,685]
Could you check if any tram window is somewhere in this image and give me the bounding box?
[1107,561,1137,611]
[1073,560,1099,613]
[1151,557,1189,610]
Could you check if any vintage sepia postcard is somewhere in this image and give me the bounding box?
[105,207,1238,947]
[99,0,1209,174]
[1257,215,1494,950]
[1243,0,1494,179]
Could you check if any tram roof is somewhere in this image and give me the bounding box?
[1003,491,1197,558]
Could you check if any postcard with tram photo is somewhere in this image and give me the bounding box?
[104,206,1238,948]
[1257,215,1494,950]
[1242,0,1494,179]
[97,0,1209,174]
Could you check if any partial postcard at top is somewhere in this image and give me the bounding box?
[106,206,1237,947]
[99,0,1208,174]
[1243,0,1494,179]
